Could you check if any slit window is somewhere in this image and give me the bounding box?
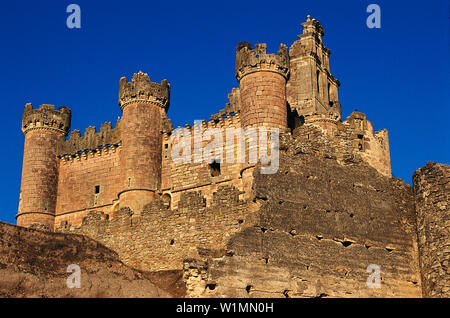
[95,185,100,194]
[316,70,320,95]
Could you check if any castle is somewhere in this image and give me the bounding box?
[15,16,448,298]
[17,16,390,230]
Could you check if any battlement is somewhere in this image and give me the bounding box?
[209,88,241,121]
[235,42,289,81]
[22,103,71,135]
[118,71,170,111]
[57,119,121,157]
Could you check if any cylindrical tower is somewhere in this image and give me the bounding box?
[118,71,170,213]
[17,103,71,229]
[236,42,289,129]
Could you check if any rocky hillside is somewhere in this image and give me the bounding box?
[0,222,172,297]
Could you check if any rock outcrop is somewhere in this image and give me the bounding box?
[0,222,171,297]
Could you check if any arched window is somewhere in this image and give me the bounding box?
[161,193,171,209]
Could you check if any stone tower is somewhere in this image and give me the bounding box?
[17,103,71,229]
[235,42,290,129]
[287,15,341,134]
[118,71,170,213]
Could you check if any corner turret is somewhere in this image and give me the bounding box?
[17,103,71,230]
[236,43,289,129]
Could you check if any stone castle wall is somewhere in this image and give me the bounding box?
[182,146,422,298]
[413,162,450,297]
[55,147,122,228]
[58,185,259,272]
[56,133,429,297]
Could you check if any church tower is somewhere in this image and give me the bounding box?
[287,15,341,133]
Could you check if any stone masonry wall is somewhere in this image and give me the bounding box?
[55,147,122,227]
[413,162,450,297]
[182,147,422,298]
[161,112,251,209]
[57,185,260,272]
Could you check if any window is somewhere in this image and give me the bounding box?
[316,70,320,95]
[95,185,100,194]
[328,82,332,105]
[208,161,221,177]
[161,193,171,209]
[358,143,364,151]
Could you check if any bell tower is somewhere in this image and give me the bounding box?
[287,15,341,124]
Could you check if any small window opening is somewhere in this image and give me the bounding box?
[161,193,171,209]
[208,161,221,177]
[316,70,320,95]
[328,82,332,105]
[95,185,100,194]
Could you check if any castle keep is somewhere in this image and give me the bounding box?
[14,16,448,298]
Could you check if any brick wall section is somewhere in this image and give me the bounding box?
[240,72,287,129]
[413,162,450,297]
[54,147,122,227]
[17,129,65,229]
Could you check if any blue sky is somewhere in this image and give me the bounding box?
[0,0,448,224]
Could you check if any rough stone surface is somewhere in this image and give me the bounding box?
[180,146,422,298]
[413,162,450,297]
[0,221,172,297]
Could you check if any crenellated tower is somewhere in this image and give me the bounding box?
[118,71,170,213]
[236,42,289,130]
[287,15,341,133]
[17,103,71,229]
